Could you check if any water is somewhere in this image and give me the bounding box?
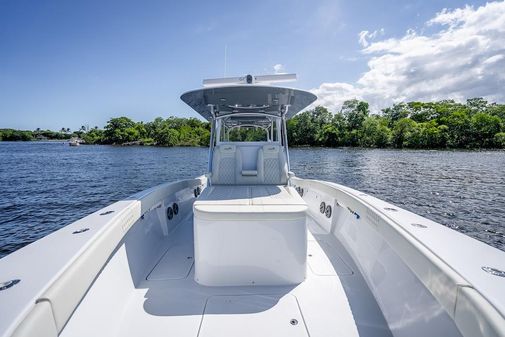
[0,142,504,258]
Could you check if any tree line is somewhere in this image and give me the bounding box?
[85,116,211,146]
[1,97,505,149]
[0,117,211,147]
[288,98,505,149]
[0,128,75,141]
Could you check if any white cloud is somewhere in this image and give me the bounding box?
[358,28,385,47]
[313,1,505,113]
[273,64,286,74]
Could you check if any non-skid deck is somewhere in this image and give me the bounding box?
[61,215,393,337]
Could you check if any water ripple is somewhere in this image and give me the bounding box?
[0,143,504,258]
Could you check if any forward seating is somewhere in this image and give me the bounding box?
[193,185,307,286]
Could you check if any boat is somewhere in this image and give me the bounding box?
[1,73,504,337]
[68,138,81,147]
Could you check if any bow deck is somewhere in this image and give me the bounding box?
[59,212,391,337]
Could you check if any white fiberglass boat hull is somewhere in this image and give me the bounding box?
[1,177,504,337]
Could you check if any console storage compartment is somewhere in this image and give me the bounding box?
[193,185,307,286]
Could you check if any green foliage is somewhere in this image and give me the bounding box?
[442,110,472,147]
[466,98,488,114]
[0,128,76,141]
[0,117,210,146]
[419,121,446,148]
[0,129,34,141]
[142,116,209,146]
[288,106,337,146]
[392,118,418,148]
[494,133,505,148]
[488,104,505,122]
[382,103,409,127]
[359,116,391,147]
[2,97,505,149]
[159,128,179,146]
[228,127,268,142]
[103,117,137,144]
[287,98,505,149]
[81,128,104,144]
[341,99,369,130]
[471,113,501,147]
[93,116,210,146]
[317,114,347,147]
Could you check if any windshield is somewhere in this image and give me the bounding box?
[226,126,268,142]
[217,115,280,143]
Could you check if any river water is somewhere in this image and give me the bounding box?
[0,142,504,258]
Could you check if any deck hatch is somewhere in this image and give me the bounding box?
[147,244,194,280]
[198,294,308,337]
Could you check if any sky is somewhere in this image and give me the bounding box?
[1,0,503,130]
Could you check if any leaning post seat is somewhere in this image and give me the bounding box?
[210,144,237,184]
[258,144,288,185]
[194,143,307,286]
[193,185,307,286]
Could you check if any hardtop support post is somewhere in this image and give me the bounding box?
[207,105,216,176]
[282,107,291,172]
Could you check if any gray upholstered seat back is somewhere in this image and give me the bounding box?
[258,145,288,185]
[211,145,237,185]
[211,144,288,185]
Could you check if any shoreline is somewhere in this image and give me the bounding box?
[1,140,504,151]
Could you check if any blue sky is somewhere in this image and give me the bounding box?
[1,0,501,130]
